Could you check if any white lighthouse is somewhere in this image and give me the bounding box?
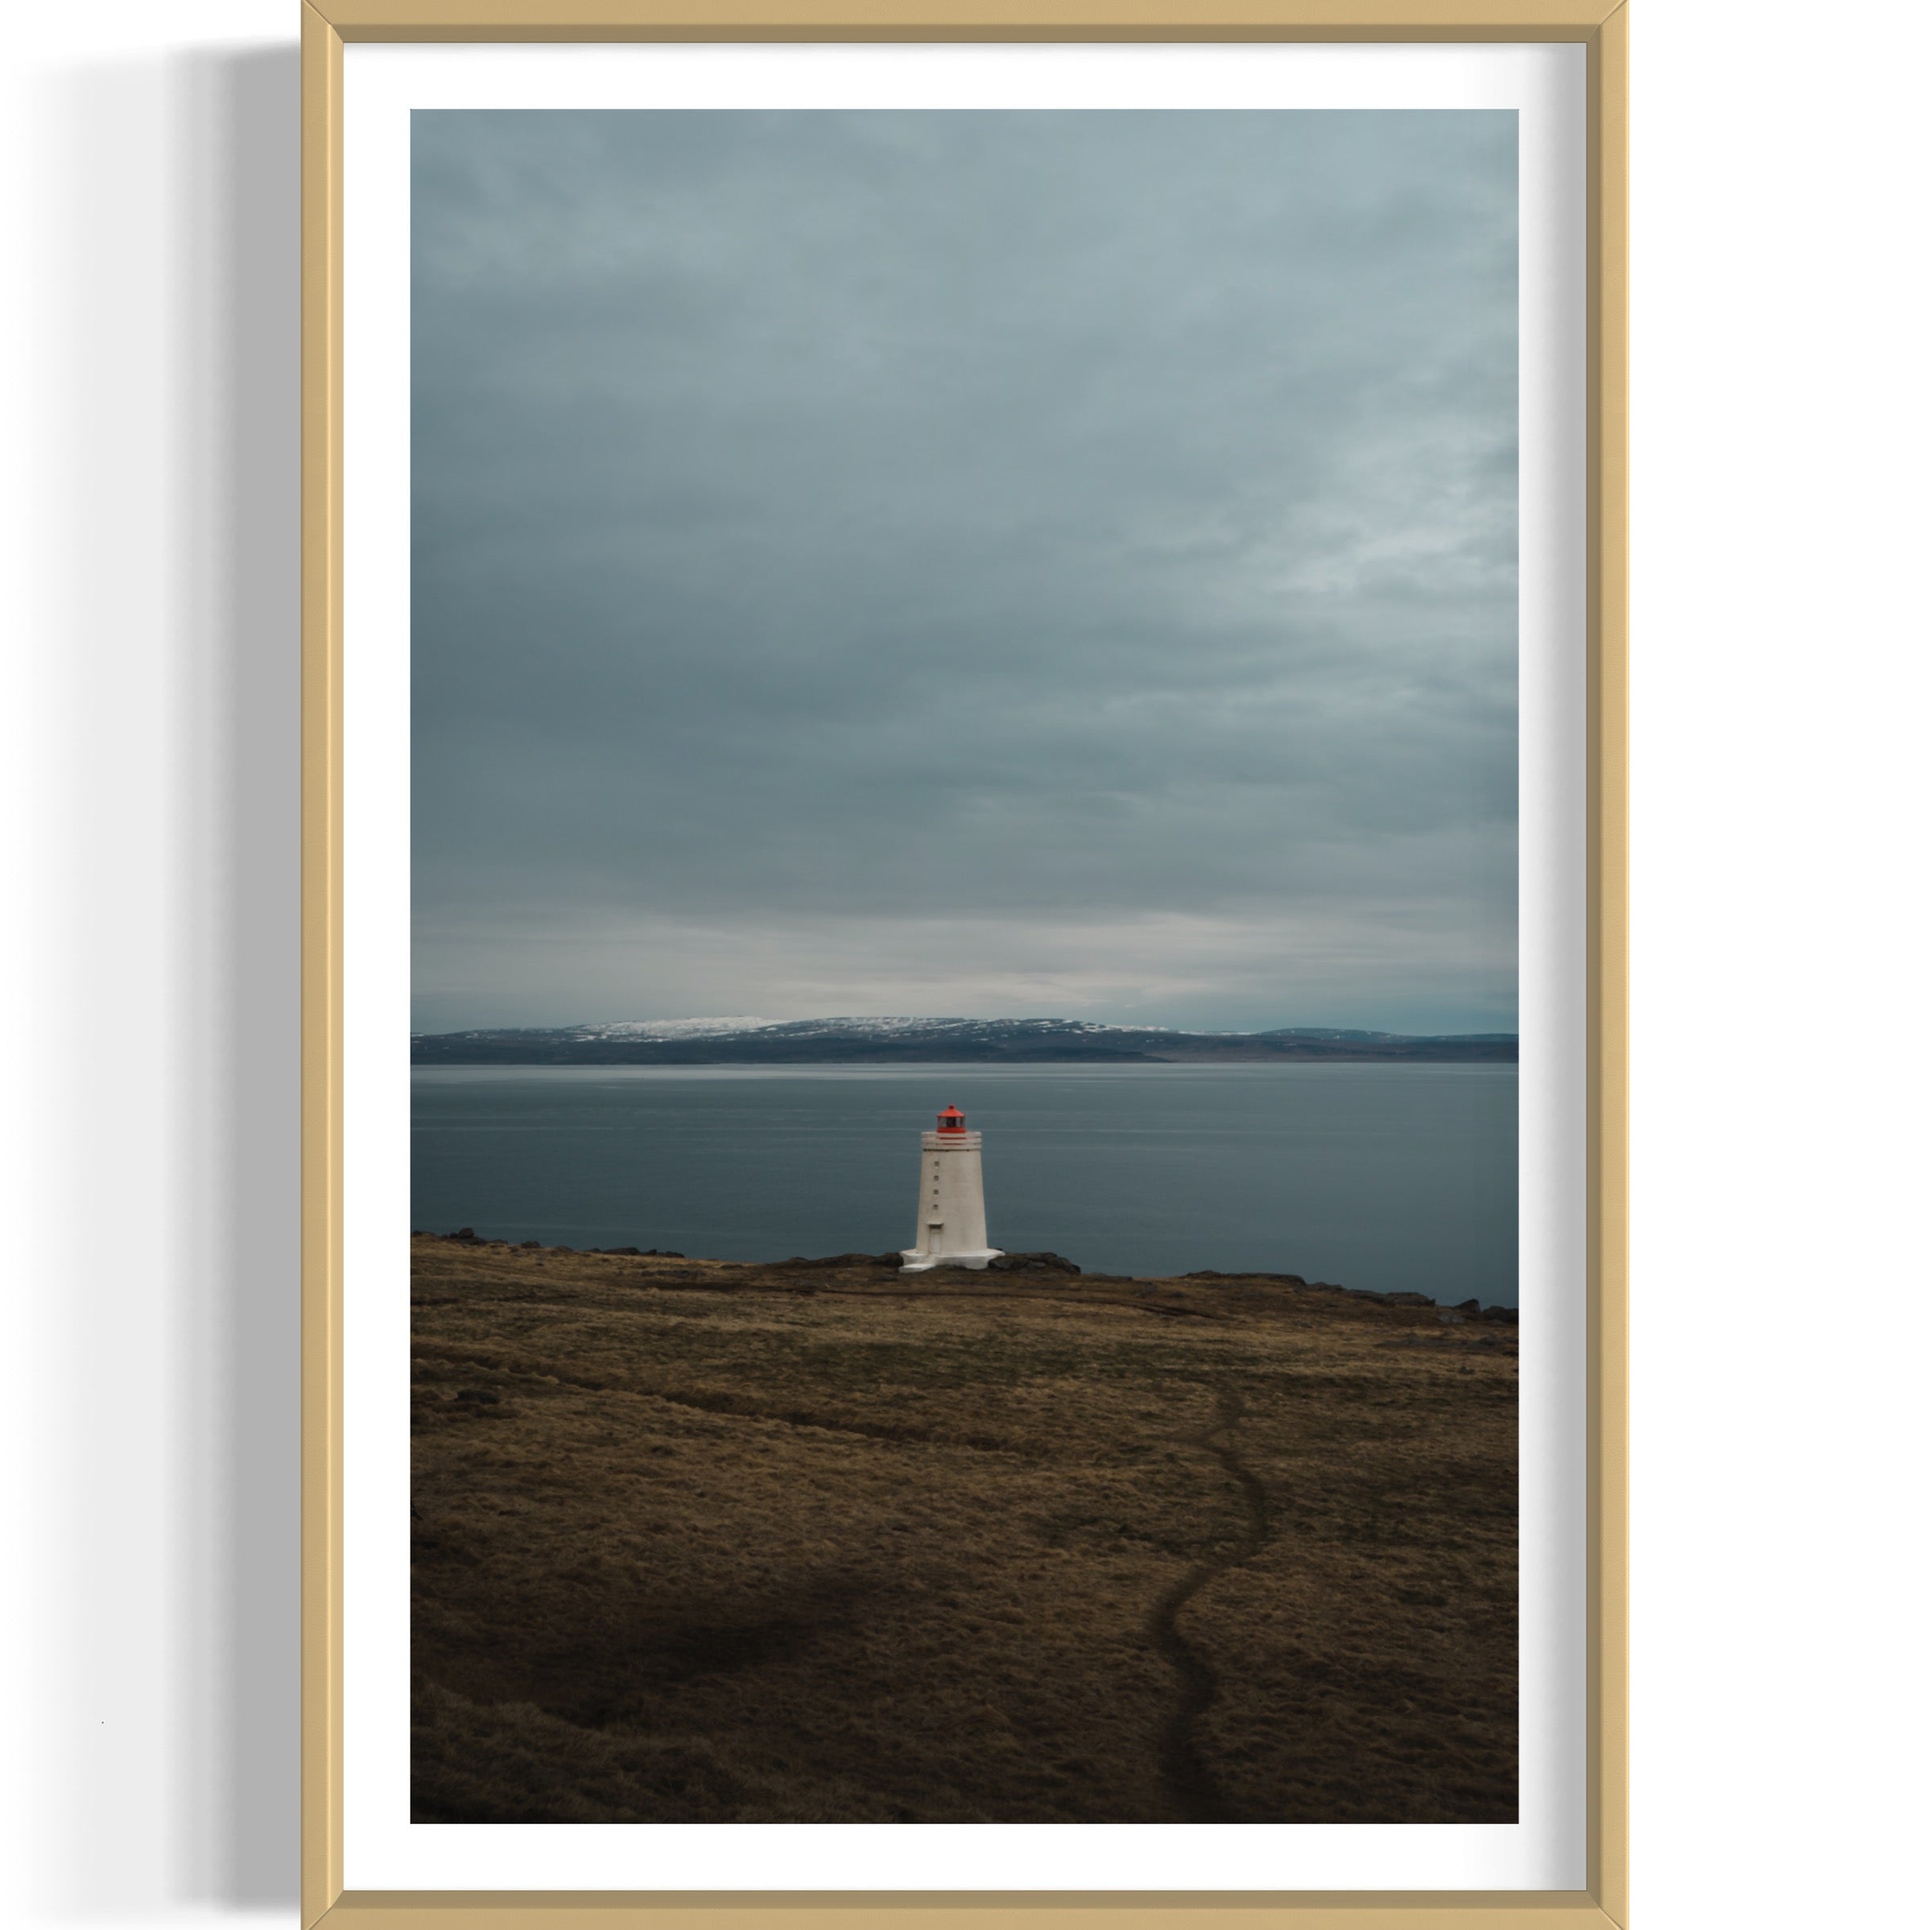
[899,1105,1003,1272]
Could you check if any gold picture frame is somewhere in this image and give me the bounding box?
[302,6,1628,1923]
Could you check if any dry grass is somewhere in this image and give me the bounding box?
[411,1238,1517,1825]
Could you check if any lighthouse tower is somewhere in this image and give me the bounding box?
[899,1105,1003,1272]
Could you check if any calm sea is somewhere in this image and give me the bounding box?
[411,1061,1518,1306]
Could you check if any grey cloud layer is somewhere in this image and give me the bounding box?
[412,110,1517,1031]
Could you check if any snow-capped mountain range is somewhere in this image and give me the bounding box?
[575,1017,769,1040]
[412,1016,1516,1064]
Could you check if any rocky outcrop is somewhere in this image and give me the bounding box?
[773,1251,905,1271]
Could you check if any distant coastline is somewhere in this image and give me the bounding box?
[411,1015,1518,1067]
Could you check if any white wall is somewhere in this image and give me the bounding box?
[2,2,1923,1924]
[2,5,299,1926]
[1627,4,1929,1920]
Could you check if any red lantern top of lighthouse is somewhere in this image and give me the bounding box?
[935,1105,968,1134]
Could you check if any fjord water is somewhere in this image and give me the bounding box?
[411,1062,1518,1306]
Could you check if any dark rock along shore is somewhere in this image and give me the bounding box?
[423,1227,1519,1320]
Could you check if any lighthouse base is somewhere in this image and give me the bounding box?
[899,1247,1004,1274]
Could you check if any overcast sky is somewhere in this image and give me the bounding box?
[411,110,1517,1035]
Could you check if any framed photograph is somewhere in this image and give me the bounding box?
[303,4,1626,1925]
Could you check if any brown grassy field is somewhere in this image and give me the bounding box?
[411,1237,1517,1825]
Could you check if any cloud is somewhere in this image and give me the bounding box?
[412,899,1519,1041]
[411,110,1518,1030]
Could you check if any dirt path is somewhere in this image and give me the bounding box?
[1147,1384,1275,1821]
